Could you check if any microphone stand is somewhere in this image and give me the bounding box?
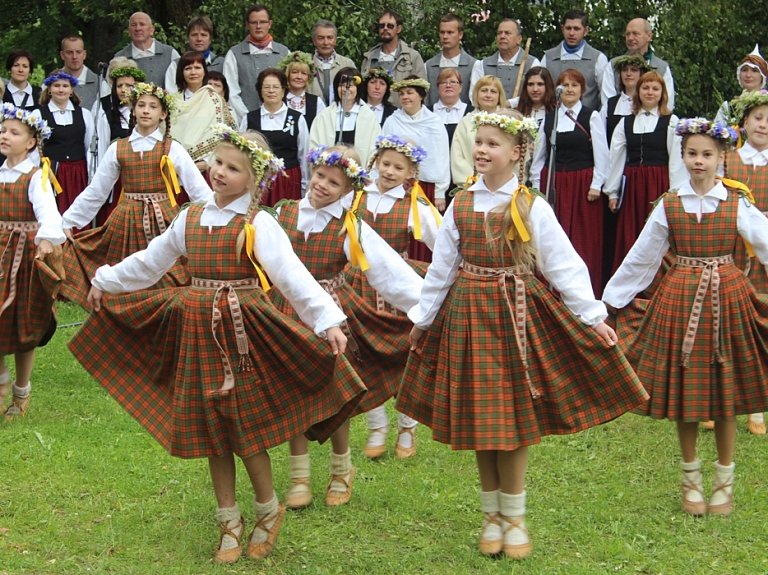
[90,62,109,227]
[545,91,562,207]
[336,77,352,145]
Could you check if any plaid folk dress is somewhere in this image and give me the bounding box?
[271,198,422,415]
[68,201,366,458]
[396,180,648,451]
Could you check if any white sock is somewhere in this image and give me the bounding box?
[251,492,279,544]
[397,413,418,448]
[710,461,735,507]
[681,459,704,504]
[366,405,389,430]
[479,490,502,541]
[749,412,765,424]
[215,504,242,551]
[12,382,30,398]
[500,492,529,546]
[329,450,352,493]
[287,454,311,497]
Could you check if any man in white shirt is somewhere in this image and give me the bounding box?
[306,19,356,106]
[60,36,100,110]
[424,14,477,106]
[113,12,180,89]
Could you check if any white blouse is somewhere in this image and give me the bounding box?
[738,141,768,167]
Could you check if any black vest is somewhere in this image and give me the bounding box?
[380,103,397,127]
[39,104,87,163]
[100,96,130,141]
[2,85,41,110]
[246,108,302,169]
[625,113,671,167]
[429,104,474,149]
[605,95,630,144]
[303,94,319,130]
[544,106,595,172]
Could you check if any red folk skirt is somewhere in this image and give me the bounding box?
[408,181,435,263]
[55,159,90,231]
[263,166,302,207]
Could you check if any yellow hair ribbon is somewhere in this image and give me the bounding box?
[243,222,271,291]
[351,190,364,213]
[506,185,532,242]
[40,158,63,195]
[410,180,442,240]
[717,176,755,256]
[732,125,743,149]
[160,155,181,207]
[464,174,478,188]
[344,210,370,271]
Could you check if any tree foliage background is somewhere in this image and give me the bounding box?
[1,0,765,117]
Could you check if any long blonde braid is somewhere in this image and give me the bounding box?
[232,131,273,257]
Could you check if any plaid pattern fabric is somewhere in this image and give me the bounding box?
[396,190,648,451]
[60,139,188,309]
[271,200,413,415]
[729,151,768,293]
[620,191,768,420]
[0,170,56,354]
[68,203,366,459]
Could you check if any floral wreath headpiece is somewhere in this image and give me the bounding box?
[612,55,653,74]
[375,134,427,163]
[277,51,317,80]
[43,71,79,88]
[675,118,739,145]
[110,67,147,82]
[212,123,285,187]
[0,102,52,140]
[391,78,430,92]
[307,145,372,189]
[726,90,768,126]
[363,67,394,85]
[472,112,539,140]
[129,82,178,114]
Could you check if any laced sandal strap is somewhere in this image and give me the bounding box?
[500,514,528,536]
[711,477,733,495]
[289,477,311,486]
[217,516,244,548]
[327,472,352,491]
[398,427,415,438]
[482,511,502,529]
[252,508,280,538]
[368,428,388,438]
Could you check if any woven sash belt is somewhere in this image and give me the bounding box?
[0,220,39,317]
[124,193,167,245]
[374,249,409,314]
[675,254,733,367]
[461,261,541,399]
[317,270,362,362]
[192,277,260,395]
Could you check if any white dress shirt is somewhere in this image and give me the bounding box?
[0,158,66,244]
[62,128,212,229]
[91,100,130,166]
[432,100,467,124]
[130,39,181,63]
[600,91,633,125]
[409,174,607,329]
[738,141,768,167]
[439,53,461,68]
[469,51,542,99]
[603,181,768,308]
[508,96,547,126]
[541,44,613,106]
[368,102,384,124]
[286,90,327,117]
[7,82,34,107]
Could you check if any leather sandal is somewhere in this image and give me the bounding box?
[395,427,416,459]
[501,514,532,559]
[214,515,244,564]
[4,391,30,421]
[364,428,388,458]
[246,503,286,558]
[680,473,706,516]
[285,477,312,509]
[701,420,715,430]
[708,478,734,516]
[325,467,355,506]
[747,414,766,436]
[478,511,503,555]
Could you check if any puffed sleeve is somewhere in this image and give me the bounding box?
[604,117,628,199]
[407,198,442,251]
[28,170,65,245]
[169,141,213,203]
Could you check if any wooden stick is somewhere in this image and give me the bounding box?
[512,37,532,99]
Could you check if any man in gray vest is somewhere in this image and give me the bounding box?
[469,19,539,103]
[60,36,100,110]
[165,15,227,94]
[603,18,675,109]
[424,14,477,106]
[361,10,427,107]
[223,4,291,119]
[113,12,180,90]
[541,9,612,111]
[306,19,356,106]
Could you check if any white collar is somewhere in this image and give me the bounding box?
[620,92,633,101]
[9,82,32,95]
[498,50,520,64]
[47,100,75,113]
[368,102,384,111]
[560,101,584,116]
[129,127,163,142]
[739,141,768,163]
[638,106,659,117]
[299,194,345,218]
[287,91,306,100]
[677,180,728,200]
[368,181,406,199]
[434,100,462,112]
[468,174,520,195]
[132,39,156,54]
[0,157,36,175]
[338,102,361,114]
[205,193,251,214]
[260,103,287,116]
[560,43,585,58]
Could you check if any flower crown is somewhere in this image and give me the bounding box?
[212,123,285,188]
[129,82,178,114]
[391,78,430,92]
[675,118,739,145]
[43,71,79,87]
[306,145,372,189]
[363,67,394,85]
[472,112,539,140]
[110,67,147,82]
[375,134,427,164]
[612,55,653,74]
[0,102,52,140]
[726,89,768,126]
[277,51,317,79]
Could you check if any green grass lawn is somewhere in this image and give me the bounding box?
[2,303,768,574]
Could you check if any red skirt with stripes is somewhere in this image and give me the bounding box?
[55,159,90,231]
[263,166,302,207]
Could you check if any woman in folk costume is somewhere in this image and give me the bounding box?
[530,68,610,297]
[601,56,652,144]
[397,110,647,559]
[2,50,41,111]
[278,51,326,130]
[510,66,557,130]
[349,134,442,459]
[70,127,366,564]
[715,45,767,125]
[0,104,65,420]
[309,67,382,166]
[604,71,687,273]
[37,70,94,220]
[269,144,422,509]
[604,119,768,517]
[60,83,211,308]
[362,67,397,127]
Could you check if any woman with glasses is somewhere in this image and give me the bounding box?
[429,68,474,145]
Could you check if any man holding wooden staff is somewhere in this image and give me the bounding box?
[468,19,539,103]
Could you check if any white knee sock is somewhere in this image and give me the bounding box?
[215,504,242,551]
[710,461,735,507]
[500,491,529,546]
[251,492,279,544]
[366,404,389,430]
[479,490,502,541]
[681,459,704,504]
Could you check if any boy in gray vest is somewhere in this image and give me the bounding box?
[425,14,477,106]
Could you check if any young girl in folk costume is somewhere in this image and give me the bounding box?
[350,134,441,458]
[0,104,65,420]
[605,71,687,273]
[270,144,422,508]
[60,82,211,308]
[398,110,647,559]
[69,127,366,563]
[604,119,768,517]
[38,70,95,218]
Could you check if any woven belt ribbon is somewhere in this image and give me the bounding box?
[461,261,540,399]
[675,254,733,367]
[124,193,167,245]
[0,220,40,316]
[375,249,409,314]
[317,270,362,362]
[192,277,260,395]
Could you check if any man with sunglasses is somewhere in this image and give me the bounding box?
[361,10,427,106]
[424,14,477,106]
